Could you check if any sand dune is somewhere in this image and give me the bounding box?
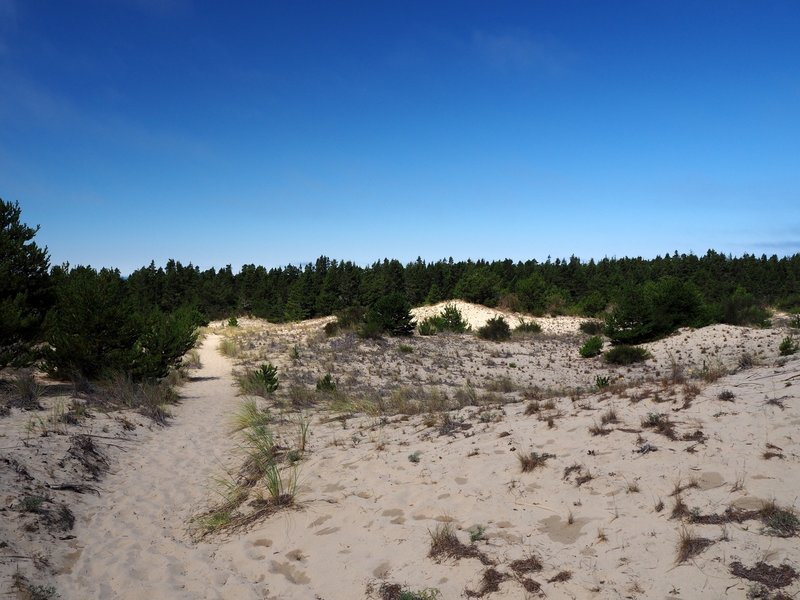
[2,308,799,599]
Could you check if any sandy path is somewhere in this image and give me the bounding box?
[55,334,262,600]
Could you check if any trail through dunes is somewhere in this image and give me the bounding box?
[55,334,263,600]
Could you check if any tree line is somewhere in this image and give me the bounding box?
[3,198,799,379]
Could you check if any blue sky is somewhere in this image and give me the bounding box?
[1,1,798,273]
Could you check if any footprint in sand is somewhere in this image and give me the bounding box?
[373,561,391,578]
[381,508,406,524]
[269,560,311,585]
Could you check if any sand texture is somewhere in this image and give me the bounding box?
[1,303,799,599]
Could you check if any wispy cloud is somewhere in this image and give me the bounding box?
[472,30,572,74]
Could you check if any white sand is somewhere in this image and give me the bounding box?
[2,312,799,599]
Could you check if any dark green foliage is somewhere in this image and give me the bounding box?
[250,363,278,395]
[44,267,198,381]
[0,200,52,367]
[604,345,650,365]
[595,375,610,388]
[579,336,604,358]
[334,306,366,330]
[417,318,437,336]
[417,304,470,335]
[779,336,798,356]
[721,286,771,327]
[605,278,708,343]
[227,316,238,327]
[438,304,470,332]
[362,293,415,337]
[315,373,336,392]
[478,316,511,341]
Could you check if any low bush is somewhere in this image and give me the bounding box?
[604,345,650,365]
[478,316,511,341]
[579,336,603,358]
[361,293,415,338]
[779,336,798,356]
[514,319,542,334]
[240,363,278,396]
[315,373,336,392]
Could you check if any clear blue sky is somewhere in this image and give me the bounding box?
[2,1,798,273]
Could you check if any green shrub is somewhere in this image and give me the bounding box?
[595,375,610,389]
[315,373,336,392]
[790,314,800,329]
[604,345,650,365]
[478,316,511,341]
[241,363,278,396]
[779,336,798,356]
[579,320,604,335]
[605,278,708,344]
[416,304,470,336]
[334,306,366,329]
[721,286,771,327]
[438,304,470,333]
[44,267,199,381]
[1,199,53,368]
[579,336,603,358]
[323,321,339,337]
[227,316,238,327]
[417,318,438,336]
[361,293,415,337]
[514,319,542,334]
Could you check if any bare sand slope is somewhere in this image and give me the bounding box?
[55,334,263,600]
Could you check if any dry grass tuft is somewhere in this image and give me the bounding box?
[675,527,713,563]
[428,522,492,565]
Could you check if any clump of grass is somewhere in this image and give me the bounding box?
[759,500,800,537]
[589,421,610,436]
[604,345,650,365]
[641,412,676,440]
[377,583,441,600]
[524,400,540,415]
[486,376,515,393]
[718,389,736,401]
[398,343,414,354]
[183,349,202,369]
[428,522,491,565]
[263,463,298,506]
[11,370,43,410]
[518,451,554,473]
[217,337,240,358]
[408,451,421,463]
[600,407,619,425]
[675,527,713,563]
[315,373,337,393]
[671,495,689,520]
[514,319,542,334]
[778,336,798,356]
